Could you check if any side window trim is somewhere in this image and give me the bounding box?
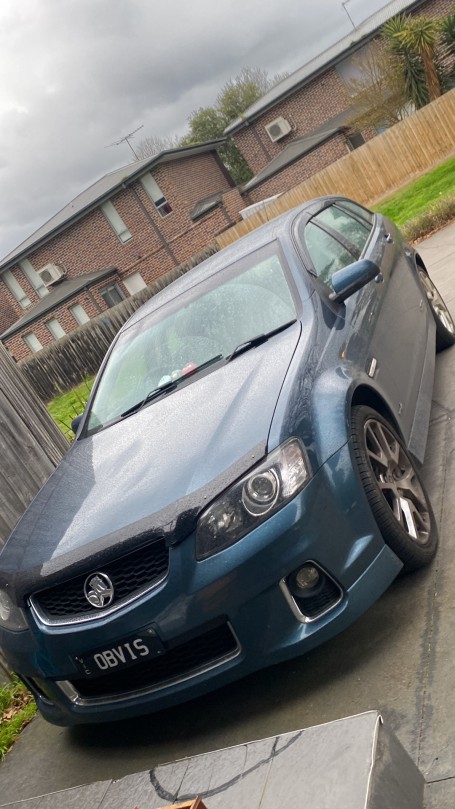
[307,217,361,261]
[333,203,370,228]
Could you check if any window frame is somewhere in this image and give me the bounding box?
[69,303,90,326]
[19,258,49,298]
[123,271,147,296]
[23,332,43,353]
[101,200,132,244]
[100,283,125,308]
[140,173,173,218]
[346,131,366,151]
[3,270,32,309]
[292,199,375,290]
[46,317,66,339]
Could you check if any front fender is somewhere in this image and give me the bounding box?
[269,355,401,474]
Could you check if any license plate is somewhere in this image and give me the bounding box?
[75,626,165,677]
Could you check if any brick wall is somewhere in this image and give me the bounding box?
[242,133,351,204]
[232,67,352,176]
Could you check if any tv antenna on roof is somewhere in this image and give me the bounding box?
[105,124,144,159]
[342,0,356,30]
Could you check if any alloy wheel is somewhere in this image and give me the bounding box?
[364,418,431,546]
[419,270,455,335]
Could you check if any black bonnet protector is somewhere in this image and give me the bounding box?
[0,441,266,606]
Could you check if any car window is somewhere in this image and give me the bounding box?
[304,222,356,284]
[85,248,297,433]
[313,206,371,254]
[335,199,374,227]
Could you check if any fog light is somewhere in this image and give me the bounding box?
[296,565,320,589]
[289,564,323,598]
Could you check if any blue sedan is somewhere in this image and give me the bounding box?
[0,196,453,725]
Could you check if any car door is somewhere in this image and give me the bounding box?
[293,200,428,441]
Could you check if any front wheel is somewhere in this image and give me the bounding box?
[351,405,438,572]
[418,269,455,352]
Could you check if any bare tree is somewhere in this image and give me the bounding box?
[135,133,182,161]
[345,42,412,130]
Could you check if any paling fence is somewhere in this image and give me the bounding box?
[0,344,69,546]
[215,89,455,249]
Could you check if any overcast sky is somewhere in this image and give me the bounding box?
[0,0,397,260]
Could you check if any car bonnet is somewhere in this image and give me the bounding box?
[0,322,301,602]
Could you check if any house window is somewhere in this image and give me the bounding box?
[70,303,90,325]
[123,272,147,295]
[346,131,366,150]
[3,270,32,309]
[23,332,43,353]
[101,201,132,243]
[19,258,49,298]
[140,173,172,217]
[100,283,125,308]
[46,318,66,339]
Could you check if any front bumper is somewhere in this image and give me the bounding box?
[1,441,402,725]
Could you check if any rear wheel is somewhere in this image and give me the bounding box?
[351,405,438,572]
[418,269,455,351]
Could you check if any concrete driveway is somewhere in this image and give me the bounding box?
[2,223,455,808]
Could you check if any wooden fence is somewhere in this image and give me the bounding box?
[215,89,455,249]
[0,344,69,545]
[20,243,219,402]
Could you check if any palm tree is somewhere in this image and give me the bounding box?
[382,14,442,107]
[439,12,455,85]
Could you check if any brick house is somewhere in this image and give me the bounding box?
[0,141,244,360]
[227,0,454,204]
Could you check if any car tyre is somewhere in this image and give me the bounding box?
[351,405,438,572]
[418,269,455,352]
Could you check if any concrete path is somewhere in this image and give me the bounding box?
[1,223,455,808]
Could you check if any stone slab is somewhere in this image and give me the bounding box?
[0,713,424,809]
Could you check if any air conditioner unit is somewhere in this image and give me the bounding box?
[37,263,65,287]
[265,117,292,142]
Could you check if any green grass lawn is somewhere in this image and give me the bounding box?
[374,155,455,227]
[47,376,94,439]
[0,678,36,758]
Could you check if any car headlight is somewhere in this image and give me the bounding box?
[196,438,310,560]
[0,590,27,631]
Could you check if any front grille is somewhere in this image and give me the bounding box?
[31,539,169,622]
[66,622,239,700]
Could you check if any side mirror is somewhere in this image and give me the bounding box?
[71,414,83,435]
[329,259,380,304]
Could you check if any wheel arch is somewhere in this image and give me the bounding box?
[349,384,404,441]
[413,251,429,275]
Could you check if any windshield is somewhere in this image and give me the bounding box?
[85,246,296,434]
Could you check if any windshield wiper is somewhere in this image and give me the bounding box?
[227,319,297,362]
[120,353,224,418]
